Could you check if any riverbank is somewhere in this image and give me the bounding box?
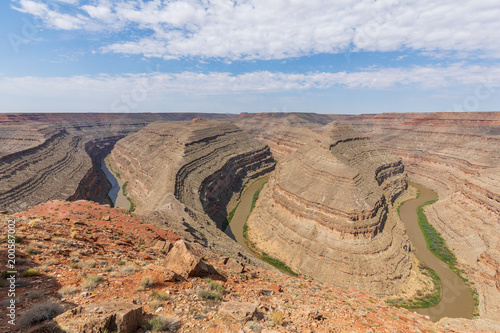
[398,182,475,321]
[224,176,298,276]
[101,157,133,211]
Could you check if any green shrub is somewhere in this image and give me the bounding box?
[152,290,170,301]
[198,289,223,302]
[139,276,155,289]
[21,269,39,277]
[144,315,180,332]
[82,275,104,290]
[24,247,38,255]
[270,310,284,326]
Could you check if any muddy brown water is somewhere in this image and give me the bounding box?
[224,176,269,262]
[101,157,130,209]
[400,182,474,321]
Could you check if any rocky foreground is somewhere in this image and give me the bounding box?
[0,201,459,333]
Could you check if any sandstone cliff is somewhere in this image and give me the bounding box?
[108,120,275,229]
[246,125,412,295]
[347,112,500,321]
[0,113,233,213]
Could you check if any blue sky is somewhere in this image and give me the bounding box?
[1,0,500,114]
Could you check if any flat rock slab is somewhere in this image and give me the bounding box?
[49,302,142,333]
[219,301,258,321]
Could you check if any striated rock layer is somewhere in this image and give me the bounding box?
[109,120,275,229]
[246,126,411,295]
[0,113,233,213]
[346,112,500,321]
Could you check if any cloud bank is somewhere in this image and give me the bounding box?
[12,0,500,60]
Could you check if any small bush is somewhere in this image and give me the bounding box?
[28,220,37,228]
[82,259,97,269]
[58,285,79,297]
[207,280,224,293]
[198,289,223,302]
[247,321,262,333]
[69,262,82,269]
[270,310,284,326]
[19,301,64,328]
[21,269,39,277]
[120,263,140,274]
[70,231,78,239]
[24,247,38,255]
[144,315,180,332]
[152,290,170,301]
[139,276,155,289]
[4,234,23,244]
[28,291,42,299]
[44,259,58,266]
[82,275,104,290]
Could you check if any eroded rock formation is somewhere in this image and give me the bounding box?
[108,120,275,229]
[246,126,411,295]
[348,112,500,321]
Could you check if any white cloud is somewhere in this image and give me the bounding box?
[11,0,500,60]
[1,63,500,99]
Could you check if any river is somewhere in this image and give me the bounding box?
[224,177,475,321]
[224,176,269,262]
[101,157,129,209]
[399,182,474,321]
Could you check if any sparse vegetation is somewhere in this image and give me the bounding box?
[198,289,223,302]
[21,268,39,277]
[269,310,284,326]
[144,315,180,332]
[82,259,97,269]
[120,263,141,274]
[205,278,224,293]
[58,285,79,297]
[139,276,155,289]
[150,299,163,311]
[19,301,64,328]
[70,230,78,239]
[24,246,38,255]
[82,275,104,290]
[152,290,170,301]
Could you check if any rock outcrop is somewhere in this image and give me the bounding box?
[0,113,234,213]
[246,126,412,295]
[345,112,500,321]
[108,120,275,228]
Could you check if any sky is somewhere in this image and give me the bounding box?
[1,0,500,114]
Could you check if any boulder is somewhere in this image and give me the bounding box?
[219,301,258,321]
[223,257,245,273]
[153,239,172,253]
[164,239,215,278]
[50,302,142,333]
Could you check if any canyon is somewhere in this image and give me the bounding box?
[0,112,499,332]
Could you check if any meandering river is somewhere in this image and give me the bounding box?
[101,157,129,209]
[224,176,268,262]
[399,182,474,321]
[225,178,475,321]
[102,159,475,322]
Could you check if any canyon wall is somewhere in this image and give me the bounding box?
[346,112,500,321]
[0,113,233,213]
[108,120,275,228]
[246,125,412,295]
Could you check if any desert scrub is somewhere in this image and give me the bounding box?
[205,278,224,293]
[120,263,141,274]
[198,289,223,302]
[58,285,79,297]
[3,234,23,244]
[82,275,104,290]
[70,231,78,239]
[82,259,97,269]
[139,276,155,289]
[21,268,39,277]
[24,246,38,255]
[19,301,64,328]
[152,290,170,301]
[144,315,180,332]
[269,310,284,327]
